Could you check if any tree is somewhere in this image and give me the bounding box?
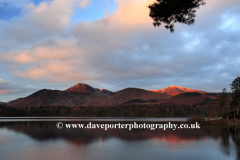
[230,77,240,116]
[230,98,238,120]
[217,88,229,120]
[148,0,206,32]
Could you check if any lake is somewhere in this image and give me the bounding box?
[0,118,239,160]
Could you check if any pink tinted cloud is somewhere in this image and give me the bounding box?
[3,38,80,64]
[112,0,155,26]
[0,90,15,95]
[17,60,91,82]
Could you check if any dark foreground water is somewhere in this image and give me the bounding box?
[0,118,239,160]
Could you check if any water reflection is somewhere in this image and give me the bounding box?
[0,121,240,160]
[0,121,206,143]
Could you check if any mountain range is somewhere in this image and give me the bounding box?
[6,83,214,108]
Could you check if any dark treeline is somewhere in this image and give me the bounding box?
[0,104,211,117]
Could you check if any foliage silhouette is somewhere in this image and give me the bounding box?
[230,77,240,118]
[148,0,206,32]
[217,88,229,119]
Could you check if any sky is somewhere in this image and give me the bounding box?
[0,0,240,102]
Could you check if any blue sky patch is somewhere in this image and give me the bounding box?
[32,0,52,5]
[0,2,21,20]
[71,0,118,22]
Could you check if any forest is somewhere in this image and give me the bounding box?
[0,103,215,117]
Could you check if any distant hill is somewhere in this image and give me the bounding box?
[0,101,5,105]
[8,88,109,108]
[95,89,114,95]
[82,88,170,106]
[150,85,206,96]
[206,92,231,97]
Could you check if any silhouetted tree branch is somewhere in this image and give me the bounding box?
[148,0,206,32]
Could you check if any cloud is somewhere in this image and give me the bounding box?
[0,78,22,94]
[0,78,39,102]
[110,0,155,28]
[1,0,240,97]
[3,38,80,64]
[0,0,90,53]
[79,0,90,7]
[17,61,81,82]
[21,0,83,30]
[0,78,13,85]
[0,90,15,95]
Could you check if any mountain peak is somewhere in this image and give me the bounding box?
[169,85,182,88]
[65,83,95,93]
[150,85,206,96]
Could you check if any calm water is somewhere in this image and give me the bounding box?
[0,118,239,160]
